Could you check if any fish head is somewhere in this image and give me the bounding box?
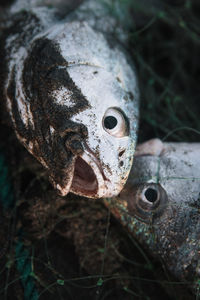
[7,21,139,198]
[105,139,200,284]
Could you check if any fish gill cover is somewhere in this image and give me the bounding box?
[0,0,200,299]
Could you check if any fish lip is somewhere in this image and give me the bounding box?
[70,143,110,198]
[83,143,109,182]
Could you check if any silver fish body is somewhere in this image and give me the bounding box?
[0,0,139,197]
[105,139,200,287]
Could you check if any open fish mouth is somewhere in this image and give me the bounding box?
[70,147,108,198]
[70,156,98,197]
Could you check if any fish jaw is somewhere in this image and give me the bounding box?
[55,141,134,199]
[69,151,103,198]
[50,157,76,196]
[105,140,200,285]
[69,140,134,198]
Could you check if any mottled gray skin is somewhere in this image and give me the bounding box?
[0,0,139,198]
[105,139,200,289]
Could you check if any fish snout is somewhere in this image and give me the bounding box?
[65,133,84,156]
[61,123,88,156]
[123,183,168,222]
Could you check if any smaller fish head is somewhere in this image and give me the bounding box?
[106,139,200,285]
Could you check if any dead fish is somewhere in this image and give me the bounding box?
[105,139,200,287]
[0,0,139,197]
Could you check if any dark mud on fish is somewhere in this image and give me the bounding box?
[0,0,200,299]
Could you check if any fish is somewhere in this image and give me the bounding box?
[105,139,200,288]
[0,0,139,198]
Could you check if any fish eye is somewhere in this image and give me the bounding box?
[142,186,160,206]
[102,107,129,137]
[127,183,168,222]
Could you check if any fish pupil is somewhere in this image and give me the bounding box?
[144,188,158,203]
[104,116,117,129]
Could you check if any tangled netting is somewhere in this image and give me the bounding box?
[0,150,39,300]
